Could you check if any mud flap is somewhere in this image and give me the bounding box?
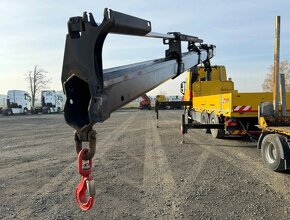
[257,132,268,149]
[260,133,290,170]
[280,136,290,170]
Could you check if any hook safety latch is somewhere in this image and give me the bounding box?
[75,148,95,211]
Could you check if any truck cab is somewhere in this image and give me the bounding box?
[155,95,168,109]
[182,65,235,99]
[33,90,63,114]
[139,94,151,110]
[3,90,31,115]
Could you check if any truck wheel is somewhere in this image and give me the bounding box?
[210,113,225,138]
[7,109,12,116]
[261,134,285,172]
[23,108,28,115]
[201,112,210,134]
[47,108,51,114]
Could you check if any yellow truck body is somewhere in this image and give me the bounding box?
[193,92,290,118]
[181,65,290,171]
[186,66,290,118]
[155,95,168,109]
[156,95,167,102]
[183,65,290,138]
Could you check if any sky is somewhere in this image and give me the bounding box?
[0,0,290,96]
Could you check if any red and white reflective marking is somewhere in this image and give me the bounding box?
[233,105,252,112]
[231,130,247,135]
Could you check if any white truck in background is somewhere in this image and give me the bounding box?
[56,90,66,111]
[2,90,31,115]
[0,94,7,114]
[32,90,64,114]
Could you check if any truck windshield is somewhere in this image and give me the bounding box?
[25,95,31,102]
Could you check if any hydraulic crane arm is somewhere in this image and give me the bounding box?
[62,8,215,142]
[61,8,215,211]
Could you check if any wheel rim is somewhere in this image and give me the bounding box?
[202,115,205,123]
[201,115,207,131]
[211,117,217,135]
[265,142,277,164]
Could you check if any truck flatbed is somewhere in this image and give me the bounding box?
[259,116,290,136]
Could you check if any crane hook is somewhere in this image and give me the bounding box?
[75,148,95,211]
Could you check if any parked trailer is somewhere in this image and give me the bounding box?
[256,16,290,172]
[167,96,183,109]
[155,100,191,128]
[2,90,31,115]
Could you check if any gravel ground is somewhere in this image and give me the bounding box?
[1,109,290,219]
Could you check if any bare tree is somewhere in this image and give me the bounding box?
[262,60,290,92]
[26,65,51,107]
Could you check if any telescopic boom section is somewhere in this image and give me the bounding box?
[61,8,215,141]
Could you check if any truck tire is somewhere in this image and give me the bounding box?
[7,109,12,116]
[261,134,285,172]
[23,107,28,115]
[47,108,51,114]
[201,112,210,134]
[210,113,225,138]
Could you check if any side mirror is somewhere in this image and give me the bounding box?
[180,81,185,94]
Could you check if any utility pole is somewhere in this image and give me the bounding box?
[273,16,281,117]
